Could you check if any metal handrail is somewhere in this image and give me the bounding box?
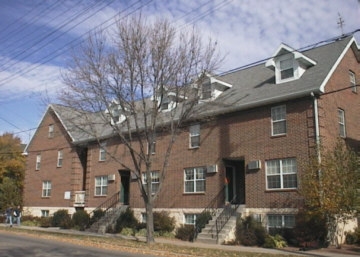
[215,195,239,242]
[193,186,225,240]
[88,191,120,225]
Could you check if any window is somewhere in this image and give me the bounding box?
[184,167,206,193]
[279,58,294,80]
[184,214,197,225]
[36,154,41,170]
[42,181,51,197]
[95,176,108,196]
[266,158,297,189]
[148,141,156,154]
[57,150,63,167]
[99,142,106,161]
[189,124,200,148]
[142,171,160,194]
[41,210,50,217]
[160,95,170,110]
[338,109,346,138]
[268,214,295,230]
[201,82,212,99]
[271,105,286,136]
[350,71,357,93]
[48,124,54,138]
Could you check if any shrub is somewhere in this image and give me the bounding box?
[90,209,105,225]
[236,216,267,246]
[175,225,195,241]
[263,234,288,248]
[72,210,90,231]
[293,209,327,248]
[345,227,360,245]
[52,209,73,229]
[195,211,212,234]
[115,208,139,233]
[39,216,52,227]
[153,211,175,235]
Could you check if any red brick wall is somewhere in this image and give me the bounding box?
[24,109,82,208]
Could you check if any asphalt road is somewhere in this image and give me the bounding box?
[0,231,158,257]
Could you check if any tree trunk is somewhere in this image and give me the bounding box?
[145,201,155,244]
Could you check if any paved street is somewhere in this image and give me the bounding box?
[0,231,157,257]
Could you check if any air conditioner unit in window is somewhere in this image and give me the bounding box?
[248,160,261,170]
[206,165,217,173]
[108,174,116,181]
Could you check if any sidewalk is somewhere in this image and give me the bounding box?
[2,224,360,257]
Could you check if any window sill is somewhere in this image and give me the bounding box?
[183,192,205,195]
[271,134,286,138]
[265,188,298,193]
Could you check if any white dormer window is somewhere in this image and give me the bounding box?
[266,44,316,84]
[105,101,126,125]
[198,74,232,102]
[279,58,294,80]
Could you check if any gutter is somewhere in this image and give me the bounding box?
[311,92,321,164]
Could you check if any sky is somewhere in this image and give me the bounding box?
[0,0,359,144]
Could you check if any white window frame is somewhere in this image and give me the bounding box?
[42,181,51,197]
[201,82,212,100]
[48,124,54,138]
[267,214,295,229]
[99,142,106,161]
[41,210,50,217]
[189,124,200,148]
[184,214,197,225]
[338,109,346,138]
[36,154,41,170]
[271,105,287,136]
[184,167,206,193]
[142,171,160,194]
[95,176,108,196]
[57,150,63,167]
[266,158,297,190]
[275,54,298,83]
[350,71,357,93]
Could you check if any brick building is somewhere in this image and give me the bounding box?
[24,36,360,236]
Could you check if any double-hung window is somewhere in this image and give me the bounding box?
[338,109,346,138]
[266,158,297,190]
[95,176,108,196]
[99,142,106,161]
[279,58,294,80]
[57,150,63,167]
[142,171,160,194]
[271,105,286,136]
[184,214,197,225]
[48,124,54,138]
[201,82,212,100]
[42,181,51,197]
[184,167,206,193]
[350,71,357,93]
[189,124,200,148]
[268,214,295,230]
[36,154,41,170]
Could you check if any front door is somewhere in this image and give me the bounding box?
[224,160,245,204]
[119,170,130,205]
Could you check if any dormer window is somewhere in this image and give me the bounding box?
[160,95,170,111]
[266,44,316,84]
[105,101,126,125]
[280,58,294,80]
[198,74,232,102]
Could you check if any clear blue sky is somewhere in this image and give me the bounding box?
[0,0,359,144]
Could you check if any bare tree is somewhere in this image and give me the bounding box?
[60,15,221,243]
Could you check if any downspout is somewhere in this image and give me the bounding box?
[311,92,321,163]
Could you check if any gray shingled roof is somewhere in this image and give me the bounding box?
[48,36,356,144]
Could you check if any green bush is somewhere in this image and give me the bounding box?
[293,209,327,247]
[52,209,73,229]
[263,234,288,248]
[175,225,195,241]
[40,216,53,227]
[90,209,105,225]
[115,208,139,233]
[153,211,175,235]
[72,210,90,231]
[236,216,267,246]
